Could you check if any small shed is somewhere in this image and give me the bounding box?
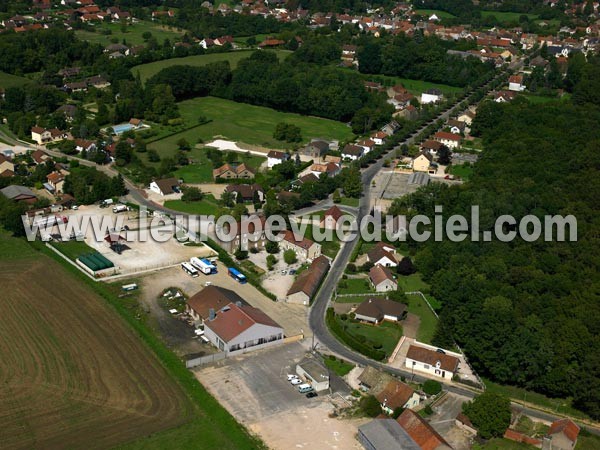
[296,357,329,392]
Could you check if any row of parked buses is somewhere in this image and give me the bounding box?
[180,258,247,284]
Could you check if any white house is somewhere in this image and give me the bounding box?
[405,345,460,380]
[267,150,289,168]
[508,75,526,91]
[342,144,364,160]
[370,131,388,146]
[203,302,284,355]
[433,131,461,149]
[149,177,180,195]
[421,88,444,104]
[367,242,398,267]
[369,265,398,292]
[357,139,376,154]
[375,380,420,414]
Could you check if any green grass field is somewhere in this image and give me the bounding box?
[337,277,374,295]
[476,438,539,450]
[148,96,355,158]
[323,355,355,376]
[524,93,571,104]
[51,240,96,261]
[132,50,291,83]
[0,71,31,89]
[342,320,403,356]
[163,199,220,215]
[480,10,538,22]
[358,72,464,96]
[449,164,474,181]
[414,9,457,19]
[76,20,184,48]
[338,197,359,208]
[406,293,438,344]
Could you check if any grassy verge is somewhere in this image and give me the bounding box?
[50,240,96,261]
[20,236,265,449]
[338,197,360,208]
[163,199,220,215]
[323,355,355,377]
[406,293,437,344]
[483,378,590,421]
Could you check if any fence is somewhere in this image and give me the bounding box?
[185,352,227,368]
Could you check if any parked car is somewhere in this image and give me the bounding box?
[290,378,302,385]
[306,392,318,398]
[281,270,287,275]
[287,374,298,381]
[289,269,296,275]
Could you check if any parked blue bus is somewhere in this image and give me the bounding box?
[228,267,247,284]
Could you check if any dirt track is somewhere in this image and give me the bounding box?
[0,256,190,449]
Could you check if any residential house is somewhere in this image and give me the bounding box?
[280,229,321,260]
[86,75,111,89]
[1,185,36,203]
[412,151,434,173]
[421,88,444,104]
[56,104,78,122]
[203,301,284,354]
[320,205,344,230]
[420,140,444,156]
[369,266,398,292]
[494,90,518,102]
[381,121,401,135]
[546,419,580,450]
[446,119,466,135]
[225,184,265,203]
[405,345,460,380]
[258,39,285,48]
[375,380,420,414]
[0,154,15,177]
[286,255,330,304]
[149,177,180,196]
[367,242,398,267]
[267,150,289,168]
[64,81,87,92]
[216,215,270,253]
[508,75,526,91]
[46,171,65,194]
[396,409,453,449]
[342,144,364,161]
[301,140,329,159]
[129,118,143,128]
[186,286,247,324]
[302,162,340,178]
[354,297,406,324]
[74,139,96,153]
[357,139,376,153]
[213,163,256,180]
[388,92,414,110]
[456,110,475,125]
[31,150,50,165]
[31,127,68,145]
[433,131,461,149]
[370,131,388,146]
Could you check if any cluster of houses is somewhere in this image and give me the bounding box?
[340,121,401,161]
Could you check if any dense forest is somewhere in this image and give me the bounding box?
[389,93,600,418]
[357,34,494,87]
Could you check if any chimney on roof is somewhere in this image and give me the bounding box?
[236,301,242,307]
[209,308,216,321]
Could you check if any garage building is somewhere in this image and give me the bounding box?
[296,357,329,392]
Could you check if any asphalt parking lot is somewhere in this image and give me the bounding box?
[195,342,314,423]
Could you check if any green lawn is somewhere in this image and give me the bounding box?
[406,293,438,344]
[76,20,184,48]
[338,197,360,208]
[163,199,220,215]
[148,96,355,156]
[51,240,97,261]
[524,93,571,104]
[0,71,31,89]
[343,320,403,356]
[304,225,341,259]
[483,378,590,420]
[480,10,538,22]
[337,277,374,295]
[323,355,355,376]
[414,9,457,19]
[448,164,474,181]
[171,147,265,183]
[356,72,464,96]
[334,294,374,304]
[576,432,600,450]
[132,50,291,83]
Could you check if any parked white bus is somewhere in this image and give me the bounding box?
[181,262,199,277]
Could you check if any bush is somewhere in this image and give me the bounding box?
[266,254,277,270]
[359,395,381,417]
[234,249,248,260]
[283,249,297,265]
[265,241,279,254]
[422,380,442,396]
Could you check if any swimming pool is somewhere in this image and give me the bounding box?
[112,123,134,134]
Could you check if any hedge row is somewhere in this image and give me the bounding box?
[326,308,385,361]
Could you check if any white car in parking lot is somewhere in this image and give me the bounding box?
[287,374,298,381]
[290,378,302,385]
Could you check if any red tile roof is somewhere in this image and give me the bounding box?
[205,302,281,342]
[375,380,415,411]
[434,131,461,141]
[406,345,459,372]
[397,409,452,450]
[548,418,580,443]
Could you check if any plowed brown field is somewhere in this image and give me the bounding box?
[0,254,189,449]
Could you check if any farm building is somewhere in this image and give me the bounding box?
[286,255,330,304]
[296,357,330,392]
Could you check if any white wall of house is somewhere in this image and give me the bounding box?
[372,256,397,268]
[405,357,455,380]
[421,93,442,104]
[149,181,163,195]
[204,322,284,354]
[374,279,397,292]
[286,291,310,305]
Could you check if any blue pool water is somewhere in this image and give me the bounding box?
[112,123,134,134]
